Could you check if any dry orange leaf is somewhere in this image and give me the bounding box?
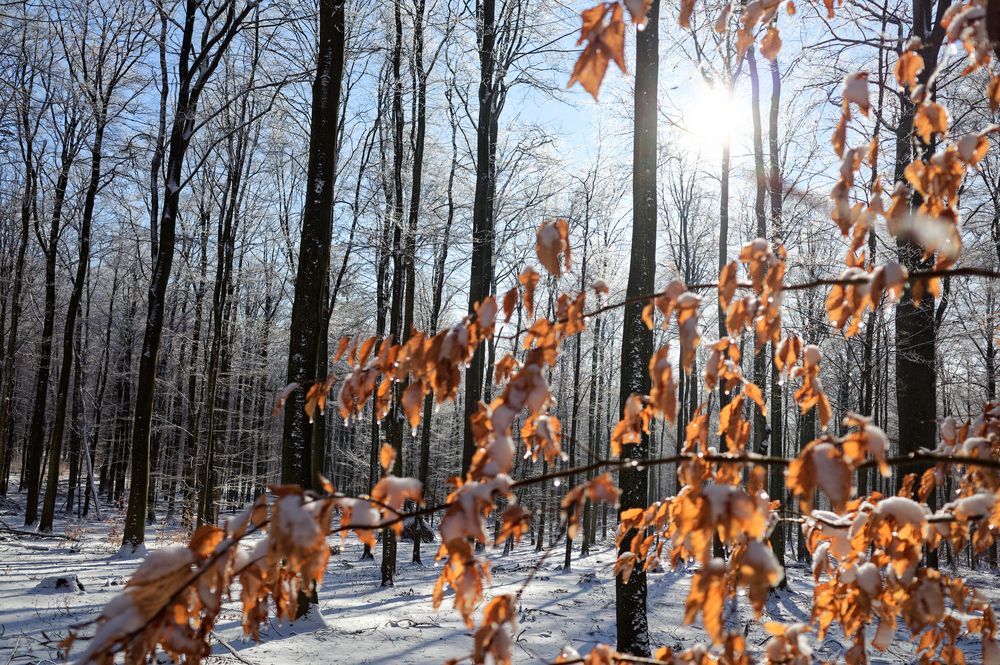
[914,101,949,143]
[742,381,767,416]
[519,267,540,319]
[568,3,626,100]
[402,381,425,433]
[380,443,397,473]
[678,0,695,28]
[894,51,923,89]
[623,0,652,25]
[989,75,1000,113]
[501,286,518,323]
[272,382,299,416]
[761,26,782,61]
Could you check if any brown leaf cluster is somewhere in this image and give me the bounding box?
[643,279,703,373]
[560,474,621,540]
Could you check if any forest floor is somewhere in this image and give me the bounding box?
[1,493,998,664]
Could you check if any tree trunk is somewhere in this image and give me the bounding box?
[41,114,106,531]
[462,0,498,475]
[765,54,786,584]
[616,0,658,654]
[123,1,254,549]
[414,77,457,565]
[283,0,345,488]
[281,0,346,608]
[747,46,768,456]
[0,142,33,497]
[564,197,591,570]
[25,115,79,526]
[65,316,84,514]
[381,0,407,587]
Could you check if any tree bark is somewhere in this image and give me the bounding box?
[462,0,498,475]
[381,0,407,587]
[281,0,346,609]
[25,111,80,526]
[413,77,458,564]
[40,100,109,531]
[766,55,786,584]
[283,0,345,485]
[616,0,658,654]
[747,46,768,456]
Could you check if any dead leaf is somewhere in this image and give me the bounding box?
[380,443,397,474]
[568,3,626,100]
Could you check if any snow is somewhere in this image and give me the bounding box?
[274,494,323,548]
[676,292,701,309]
[743,540,784,586]
[371,477,424,511]
[2,501,1000,664]
[812,541,831,577]
[813,515,852,560]
[812,443,850,507]
[855,562,881,597]
[803,344,821,367]
[129,544,195,583]
[32,573,85,593]
[865,426,890,476]
[941,416,958,446]
[842,72,870,114]
[944,493,997,520]
[963,437,992,458]
[875,496,929,530]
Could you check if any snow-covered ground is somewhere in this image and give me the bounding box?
[2,495,999,664]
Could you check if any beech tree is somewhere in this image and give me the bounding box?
[9,0,1000,663]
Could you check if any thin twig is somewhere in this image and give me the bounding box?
[0,525,79,542]
[210,630,257,665]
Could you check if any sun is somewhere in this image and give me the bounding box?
[677,82,750,154]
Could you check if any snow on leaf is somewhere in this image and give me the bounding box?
[737,539,784,614]
[774,335,801,375]
[613,551,637,584]
[535,218,572,276]
[371,476,424,534]
[337,497,380,547]
[842,72,870,117]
